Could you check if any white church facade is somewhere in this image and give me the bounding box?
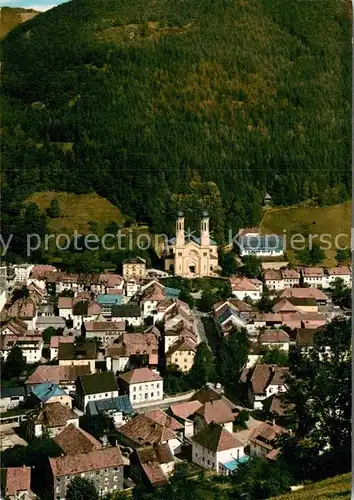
[164,212,220,278]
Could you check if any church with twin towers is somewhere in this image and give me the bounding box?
[164,211,220,278]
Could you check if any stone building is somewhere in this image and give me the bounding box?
[164,212,220,278]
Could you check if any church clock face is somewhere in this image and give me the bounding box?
[189,250,198,258]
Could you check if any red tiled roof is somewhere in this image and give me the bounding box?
[258,329,290,344]
[25,364,90,385]
[281,269,300,279]
[229,276,261,292]
[245,365,289,395]
[1,467,31,495]
[117,414,176,446]
[280,287,328,301]
[7,298,36,319]
[30,265,57,279]
[31,402,77,428]
[119,367,162,384]
[49,447,124,477]
[54,424,102,455]
[192,423,243,452]
[166,337,196,357]
[272,299,298,314]
[302,267,324,277]
[50,336,74,349]
[264,270,282,280]
[84,321,125,331]
[58,297,73,309]
[326,266,350,276]
[144,409,184,431]
[99,273,123,287]
[169,400,203,420]
[195,399,235,425]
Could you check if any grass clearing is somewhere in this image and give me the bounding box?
[26,192,126,235]
[260,201,351,267]
[271,473,351,499]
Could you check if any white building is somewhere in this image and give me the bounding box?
[238,232,284,258]
[76,371,120,412]
[301,267,325,288]
[323,266,351,288]
[258,329,290,353]
[192,423,246,475]
[15,336,43,364]
[241,364,289,410]
[118,367,163,405]
[13,263,34,285]
[229,276,263,301]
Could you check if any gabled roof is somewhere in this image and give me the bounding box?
[135,444,173,486]
[166,337,196,357]
[31,382,68,402]
[123,257,146,265]
[49,447,124,477]
[272,299,298,314]
[192,423,243,452]
[169,400,203,420]
[279,287,328,301]
[30,402,77,427]
[0,467,31,496]
[191,385,236,410]
[117,414,176,446]
[58,341,97,361]
[242,365,289,395]
[229,276,261,292]
[195,399,235,425]
[84,321,125,332]
[78,371,118,396]
[249,421,288,449]
[87,395,133,416]
[302,267,324,277]
[7,298,37,319]
[50,336,74,349]
[326,266,350,276]
[144,409,184,431]
[119,367,162,384]
[258,329,290,344]
[26,364,90,386]
[54,424,102,455]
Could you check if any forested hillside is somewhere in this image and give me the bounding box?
[1,0,351,239]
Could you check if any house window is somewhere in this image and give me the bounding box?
[207,460,210,465]
[133,395,136,400]
[157,392,160,397]
[145,393,148,399]
[105,393,108,397]
[151,393,154,398]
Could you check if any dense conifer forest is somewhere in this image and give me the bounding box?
[1,0,351,239]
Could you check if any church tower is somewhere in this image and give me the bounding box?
[176,211,185,248]
[200,211,210,247]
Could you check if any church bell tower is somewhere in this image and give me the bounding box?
[200,211,210,247]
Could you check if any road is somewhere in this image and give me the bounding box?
[193,308,209,347]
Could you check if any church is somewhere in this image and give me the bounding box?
[164,212,220,278]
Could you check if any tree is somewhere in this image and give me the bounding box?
[66,477,99,500]
[198,290,215,312]
[261,347,289,366]
[46,198,61,218]
[3,345,26,380]
[297,243,325,266]
[226,328,249,380]
[335,248,351,264]
[328,278,351,307]
[42,327,59,343]
[285,318,351,473]
[189,342,216,388]
[79,414,114,440]
[241,256,261,279]
[178,289,194,309]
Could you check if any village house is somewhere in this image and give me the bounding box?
[111,303,143,326]
[54,423,103,455]
[168,400,204,438]
[116,413,182,455]
[249,421,288,460]
[28,282,47,305]
[50,336,74,361]
[29,382,73,408]
[26,402,78,439]
[122,257,147,279]
[164,212,220,277]
[258,329,290,352]
[105,332,159,373]
[96,292,123,317]
[213,299,251,336]
[37,303,55,317]
[0,466,36,499]
[238,230,284,258]
[301,267,325,287]
[75,371,119,412]
[7,297,38,329]
[130,444,175,488]
[279,287,330,306]
[13,335,43,364]
[25,365,90,395]
[192,422,247,475]
[58,294,101,329]
[229,276,263,301]
[138,281,166,321]
[118,367,163,405]
[58,340,97,373]
[86,394,133,428]
[264,269,301,291]
[49,447,124,499]
[28,264,58,289]
[194,399,236,433]
[246,343,263,369]
[144,409,184,438]
[0,386,26,412]
[83,320,125,346]
[1,318,28,336]
[323,266,351,288]
[272,299,301,315]
[287,297,318,313]
[240,364,289,410]
[263,394,295,425]
[166,337,197,372]
[12,263,34,285]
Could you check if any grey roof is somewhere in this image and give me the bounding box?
[78,371,118,396]
[87,395,133,416]
[168,235,217,246]
[36,316,66,326]
[111,304,141,317]
[0,386,25,398]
